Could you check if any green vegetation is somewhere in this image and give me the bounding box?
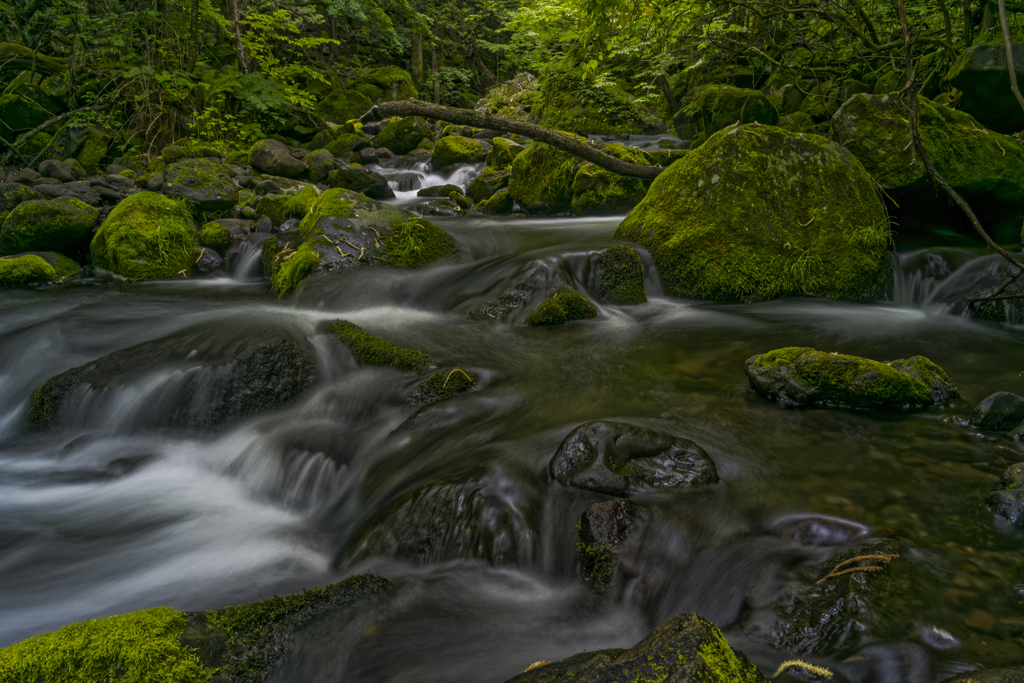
[199,222,231,253]
[298,189,353,236]
[0,198,98,256]
[431,134,485,167]
[254,184,320,226]
[327,320,433,371]
[269,241,320,295]
[525,286,598,325]
[595,244,647,304]
[385,217,459,267]
[0,607,211,683]
[0,254,57,287]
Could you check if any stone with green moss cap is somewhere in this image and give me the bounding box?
[467,167,510,204]
[486,137,525,170]
[319,88,374,124]
[327,320,432,371]
[615,125,892,303]
[595,244,646,305]
[508,141,581,215]
[0,253,57,287]
[525,286,598,326]
[570,143,651,216]
[350,66,417,103]
[253,183,319,226]
[502,612,767,683]
[0,182,42,216]
[250,139,306,178]
[673,84,779,144]
[477,188,514,214]
[745,347,958,410]
[376,116,433,155]
[162,158,239,213]
[0,197,98,256]
[91,191,199,281]
[431,134,486,169]
[199,222,230,253]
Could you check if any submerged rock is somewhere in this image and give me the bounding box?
[550,421,718,496]
[594,244,647,305]
[615,125,891,303]
[745,347,958,410]
[940,666,1024,682]
[985,462,1024,528]
[28,326,316,430]
[577,498,650,586]
[970,392,1024,432]
[525,286,598,326]
[503,612,767,683]
[403,368,478,409]
[327,320,433,372]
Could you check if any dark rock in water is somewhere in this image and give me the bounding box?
[578,498,650,586]
[502,612,767,683]
[417,183,464,198]
[254,179,283,195]
[525,286,598,326]
[940,667,1024,682]
[550,421,718,496]
[403,367,478,409]
[985,462,1024,527]
[947,43,1024,134]
[28,326,317,430]
[970,392,1024,432]
[194,247,223,275]
[408,199,462,217]
[327,166,395,200]
[842,642,935,683]
[745,347,958,410]
[162,158,238,212]
[594,244,646,305]
[772,514,869,547]
[375,116,434,156]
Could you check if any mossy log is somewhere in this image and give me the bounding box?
[0,43,68,75]
[361,100,664,180]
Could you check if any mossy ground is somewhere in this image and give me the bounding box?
[0,253,56,287]
[615,125,891,302]
[90,191,199,281]
[525,287,598,326]
[0,607,211,683]
[327,320,433,371]
[385,217,459,267]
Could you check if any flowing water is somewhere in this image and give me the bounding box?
[1,175,1023,682]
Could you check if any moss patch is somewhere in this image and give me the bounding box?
[431,135,485,167]
[255,184,319,226]
[508,139,583,215]
[595,244,647,304]
[570,143,651,216]
[0,607,211,683]
[327,320,432,371]
[0,253,57,287]
[376,116,433,155]
[199,222,230,253]
[525,286,598,326]
[298,188,352,236]
[477,188,513,214]
[90,192,199,281]
[0,197,99,256]
[385,217,459,267]
[269,240,320,296]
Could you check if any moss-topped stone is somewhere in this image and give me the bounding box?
[385,217,460,267]
[486,138,525,170]
[615,125,891,302]
[673,84,779,144]
[0,197,98,256]
[745,347,958,410]
[250,139,306,178]
[525,286,598,326]
[0,253,57,287]
[467,167,510,203]
[570,143,651,215]
[199,222,231,254]
[162,158,238,213]
[431,135,486,169]
[508,141,581,215]
[376,116,433,155]
[253,183,319,226]
[351,66,417,103]
[327,320,432,371]
[594,244,646,304]
[91,191,199,281]
[0,182,42,215]
[319,88,374,125]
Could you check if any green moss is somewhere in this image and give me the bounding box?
[0,182,42,213]
[695,627,764,682]
[596,245,647,304]
[325,132,365,156]
[0,197,99,256]
[570,144,651,216]
[539,73,655,135]
[576,521,616,587]
[90,192,199,281]
[269,240,320,296]
[255,184,319,226]
[199,222,230,253]
[778,111,816,134]
[467,167,510,203]
[525,287,598,326]
[46,252,80,280]
[385,217,459,267]
[800,82,843,120]
[614,125,891,302]
[0,607,211,683]
[298,188,352,236]
[430,135,485,167]
[678,85,780,145]
[327,320,432,371]
[0,93,49,132]
[74,128,110,173]
[486,138,523,170]
[225,149,251,165]
[376,116,433,155]
[508,140,583,215]
[352,66,418,102]
[477,188,513,214]
[0,254,56,287]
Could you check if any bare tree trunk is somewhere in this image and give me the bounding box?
[431,47,440,103]
[658,74,680,113]
[187,0,200,72]
[411,32,424,89]
[362,100,664,179]
[999,0,1024,114]
[231,0,248,75]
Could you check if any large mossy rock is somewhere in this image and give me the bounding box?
[161,158,239,212]
[594,244,647,304]
[832,93,1024,243]
[28,324,316,430]
[376,116,433,155]
[947,43,1024,134]
[614,125,891,302]
[0,252,77,287]
[467,167,510,203]
[253,184,319,226]
[0,182,42,217]
[319,88,374,124]
[525,286,598,326]
[0,197,98,255]
[550,420,718,496]
[350,66,417,103]
[261,188,457,295]
[90,191,200,281]
[0,93,50,136]
[673,85,779,143]
[503,613,766,683]
[508,142,579,215]
[486,137,525,169]
[570,143,651,216]
[431,134,486,168]
[537,73,655,135]
[745,347,958,410]
[250,139,306,178]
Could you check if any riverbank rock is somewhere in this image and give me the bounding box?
[947,43,1024,134]
[253,184,319,226]
[550,421,718,496]
[508,141,579,215]
[525,286,598,326]
[28,325,316,430]
[376,116,433,155]
[970,392,1024,432]
[327,166,394,199]
[161,158,238,212]
[570,144,651,215]
[90,191,199,281]
[327,320,433,372]
[615,125,890,302]
[503,613,767,683]
[577,498,650,586]
[594,244,647,305]
[0,252,78,287]
[745,347,958,410]
[251,139,306,178]
[0,196,98,255]
[672,84,779,143]
[431,134,487,169]
[985,462,1024,527]
[832,93,1024,243]
[0,182,42,221]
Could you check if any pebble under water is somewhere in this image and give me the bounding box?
[1,208,1024,683]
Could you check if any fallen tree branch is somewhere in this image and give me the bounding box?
[361,100,664,180]
[0,43,67,76]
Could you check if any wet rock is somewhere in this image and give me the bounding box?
[947,43,1024,134]
[0,196,98,256]
[194,247,223,275]
[375,116,433,156]
[327,166,394,200]
[408,199,462,217]
[7,168,40,184]
[940,667,1024,682]
[37,159,77,183]
[417,184,464,198]
[34,182,101,206]
[326,320,432,372]
[578,498,650,586]
[773,514,868,547]
[431,134,486,169]
[468,274,542,322]
[250,138,306,178]
[403,367,478,409]
[594,244,646,305]
[985,462,1024,527]
[162,158,238,212]
[525,286,598,326]
[970,392,1024,432]
[303,148,334,184]
[28,325,317,430]
[745,347,958,410]
[550,420,718,496]
[502,612,767,683]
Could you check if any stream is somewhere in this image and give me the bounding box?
[1,163,1023,682]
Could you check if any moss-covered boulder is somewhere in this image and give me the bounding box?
[253,184,319,226]
[162,158,239,213]
[327,166,395,200]
[325,132,367,157]
[778,111,815,134]
[832,93,1024,242]
[250,139,306,178]
[503,613,766,683]
[948,43,1024,134]
[508,142,580,215]
[91,192,199,281]
[0,93,50,135]
[431,134,486,169]
[0,182,42,219]
[319,88,374,124]
[72,127,111,173]
[525,286,598,326]
[486,137,525,169]
[614,125,892,302]
[467,167,510,203]
[385,217,460,267]
[0,197,98,255]
[0,251,78,287]
[673,85,779,143]
[537,73,655,135]
[303,148,335,183]
[327,320,432,371]
[350,66,417,103]
[376,116,433,155]
[198,222,231,253]
[745,347,958,410]
[570,143,651,216]
[477,189,514,214]
[594,245,646,304]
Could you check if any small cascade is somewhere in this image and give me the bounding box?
[376,160,486,208]
[231,241,265,281]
